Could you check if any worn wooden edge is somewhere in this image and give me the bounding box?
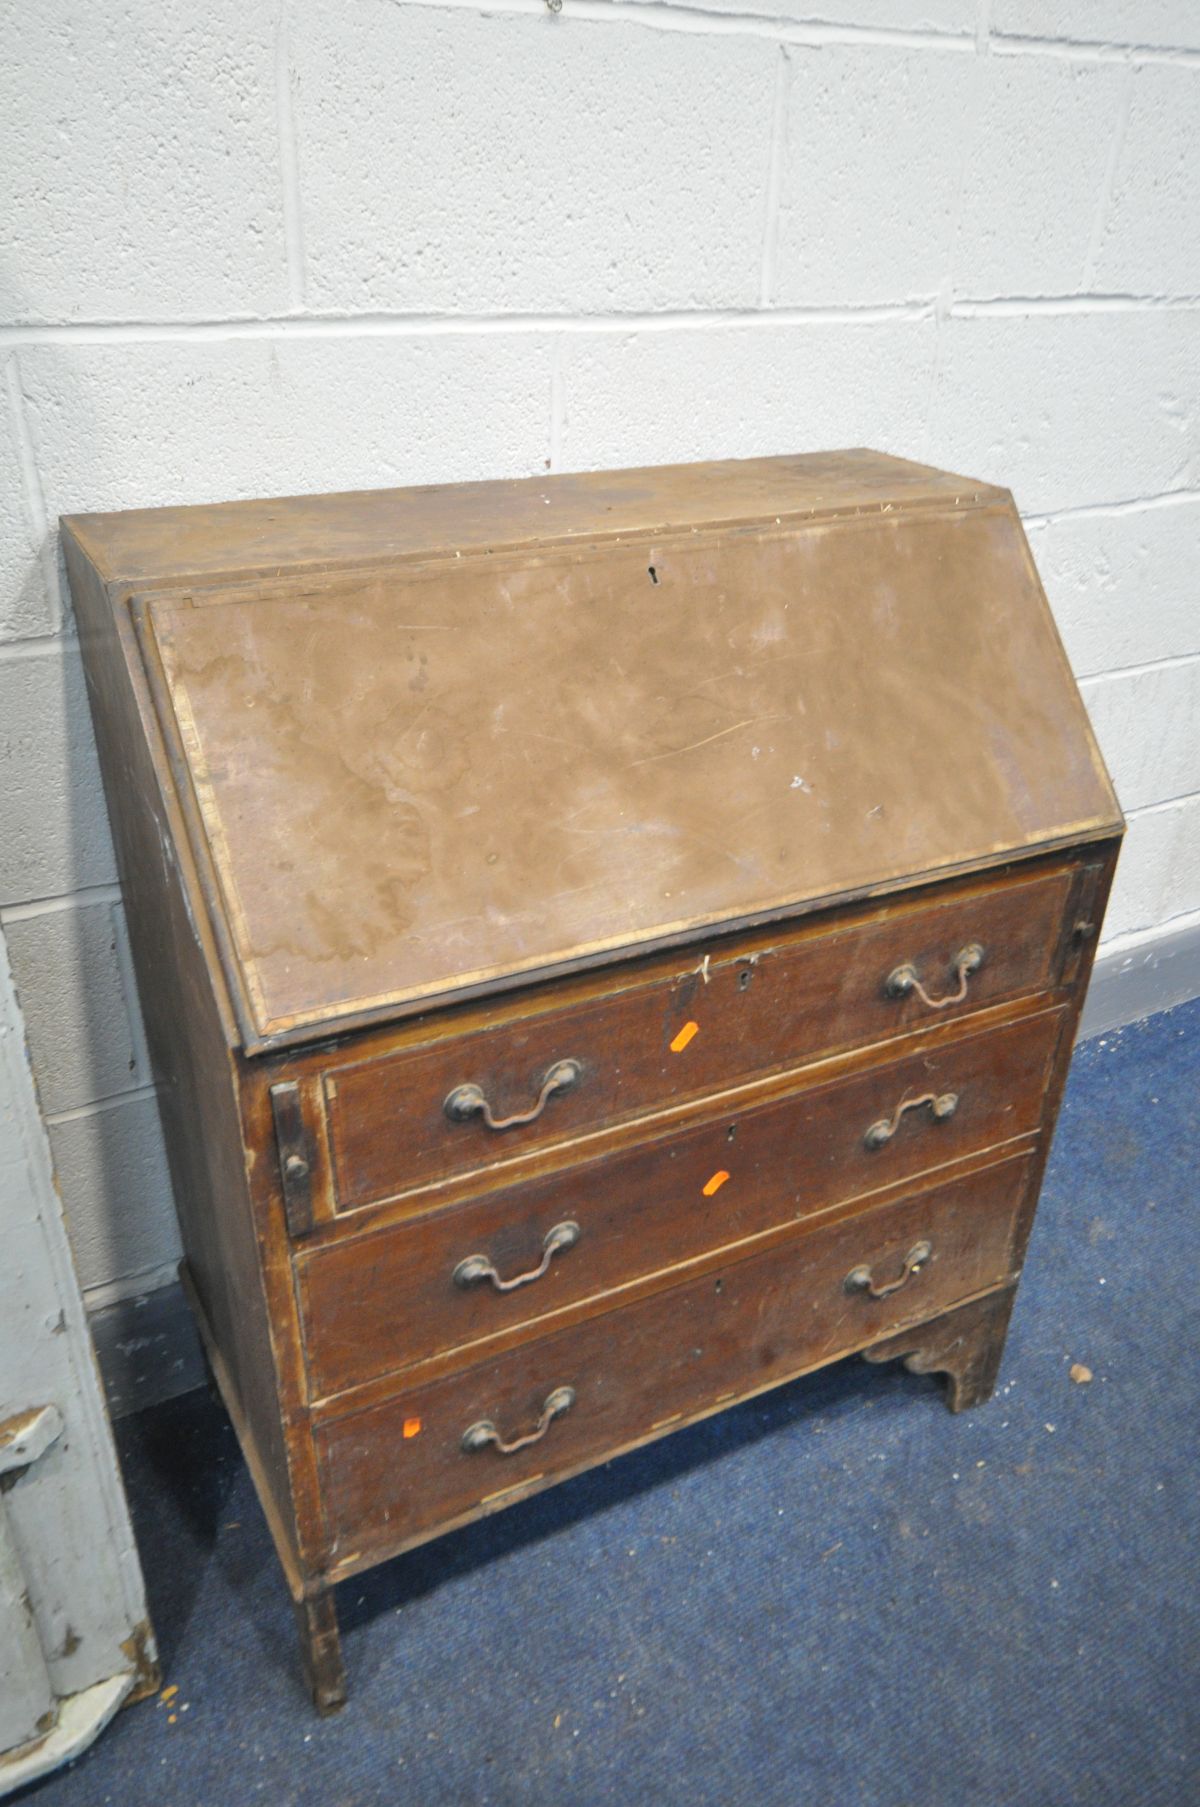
[214,811,1123,1058]
[247,822,1123,1053]
[233,1094,340,1577]
[60,527,241,1054]
[130,491,1014,615]
[126,592,263,1049]
[59,450,1008,588]
[261,848,1088,1091]
[302,1138,1042,1424]
[314,1272,1024,1590]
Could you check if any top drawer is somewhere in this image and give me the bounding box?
[320,863,1073,1214]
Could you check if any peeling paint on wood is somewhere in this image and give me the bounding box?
[0,924,158,1780]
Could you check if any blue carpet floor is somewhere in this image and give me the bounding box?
[22,999,1200,1807]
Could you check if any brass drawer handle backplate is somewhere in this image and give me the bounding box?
[885,942,984,1010]
[844,1239,933,1299]
[444,1058,583,1131]
[453,1221,581,1293]
[864,1090,959,1151]
[461,1386,576,1456]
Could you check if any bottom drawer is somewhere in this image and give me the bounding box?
[317,1151,1033,1563]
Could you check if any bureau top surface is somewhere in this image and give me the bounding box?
[66,451,1122,1052]
[68,448,1000,587]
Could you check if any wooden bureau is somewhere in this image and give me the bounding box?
[63,450,1123,1712]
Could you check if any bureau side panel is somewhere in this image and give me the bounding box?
[62,533,312,1569]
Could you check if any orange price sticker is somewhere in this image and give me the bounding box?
[670,1020,700,1053]
[403,1417,422,1439]
[702,1170,730,1197]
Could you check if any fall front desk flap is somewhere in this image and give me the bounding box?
[106,455,1120,1051]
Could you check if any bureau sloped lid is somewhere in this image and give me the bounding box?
[139,497,1120,1049]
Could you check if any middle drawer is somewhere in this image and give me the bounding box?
[297,1004,1062,1401]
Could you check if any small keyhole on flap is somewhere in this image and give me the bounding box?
[648,565,659,585]
[727,1123,737,1142]
[738,968,753,990]
[714,1278,723,1294]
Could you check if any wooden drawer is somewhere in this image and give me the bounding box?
[316,1152,1032,1559]
[320,865,1074,1214]
[299,1006,1062,1400]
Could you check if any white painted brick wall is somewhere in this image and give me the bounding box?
[21,338,555,514]
[927,312,1200,514]
[1081,660,1200,811]
[556,317,937,467]
[0,0,288,324]
[0,651,118,903]
[292,10,776,314]
[4,900,150,1117]
[1,0,1196,1308]
[0,380,57,640]
[1025,498,1199,676]
[47,1096,179,1297]
[775,52,1125,305]
[1092,66,1200,295]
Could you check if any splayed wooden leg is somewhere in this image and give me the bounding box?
[294,1588,346,1715]
[862,1285,1017,1414]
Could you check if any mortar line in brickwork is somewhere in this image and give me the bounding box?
[1079,650,1200,693]
[109,899,152,1088]
[82,1260,183,1315]
[1082,64,1135,293]
[919,278,953,466]
[394,0,977,54]
[0,301,939,346]
[758,44,790,308]
[0,884,125,924]
[1123,787,1200,823]
[1101,902,1200,959]
[3,352,62,634]
[1022,488,1200,529]
[42,1081,159,1130]
[275,0,307,310]
[359,0,1200,65]
[990,31,1200,67]
[952,293,1200,316]
[6,289,1200,349]
[0,631,67,662]
[548,337,564,471]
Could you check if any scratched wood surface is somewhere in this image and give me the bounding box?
[300,1007,1063,1399]
[315,1152,1035,1559]
[136,496,1119,1047]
